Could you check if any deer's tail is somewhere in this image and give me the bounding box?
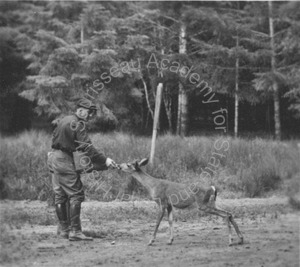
[211,186,217,201]
[203,186,217,204]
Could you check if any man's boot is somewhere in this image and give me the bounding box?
[69,202,93,241]
[55,203,70,239]
[66,199,71,232]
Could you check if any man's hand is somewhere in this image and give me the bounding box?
[106,158,118,169]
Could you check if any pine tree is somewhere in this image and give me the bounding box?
[278,2,300,119]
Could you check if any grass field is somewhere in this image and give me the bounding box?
[0,130,299,201]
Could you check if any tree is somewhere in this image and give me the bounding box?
[0,27,30,132]
[268,1,281,140]
[278,2,300,119]
[177,22,188,136]
[20,2,121,128]
[251,1,300,138]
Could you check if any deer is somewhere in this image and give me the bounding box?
[118,158,244,246]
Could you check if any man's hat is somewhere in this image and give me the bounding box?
[77,98,98,110]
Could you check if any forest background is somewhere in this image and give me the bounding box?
[0,0,299,138]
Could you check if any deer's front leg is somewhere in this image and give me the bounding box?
[149,207,165,246]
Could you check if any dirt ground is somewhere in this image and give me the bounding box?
[0,197,299,267]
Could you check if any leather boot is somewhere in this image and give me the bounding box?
[69,203,92,241]
[55,203,70,239]
[66,200,71,232]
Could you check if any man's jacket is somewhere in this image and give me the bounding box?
[51,114,107,171]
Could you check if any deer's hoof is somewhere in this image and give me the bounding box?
[238,237,244,245]
[167,239,173,245]
[148,240,154,246]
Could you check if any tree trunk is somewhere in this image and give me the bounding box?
[81,19,86,54]
[81,20,84,44]
[176,23,188,136]
[141,77,154,120]
[163,84,173,132]
[176,88,182,135]
[150,83,163,165]
[268,1,281,140]
[234,35,240,138]
[178,83,188,136]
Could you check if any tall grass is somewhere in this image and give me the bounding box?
[0,130,299,200]
[224,138,300,197]
[0,130,52,200]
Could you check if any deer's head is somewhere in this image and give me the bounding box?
[119,158,149,173]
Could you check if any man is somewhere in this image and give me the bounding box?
[47,98,117,241]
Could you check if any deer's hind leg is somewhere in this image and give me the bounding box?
[214,207,243,245]
[227,212,243,245]
[167,204,174,245]
[149,205,166,246]
[200,206,243,246]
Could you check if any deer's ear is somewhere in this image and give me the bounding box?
[139,158,149,166]
[134,161,140,170]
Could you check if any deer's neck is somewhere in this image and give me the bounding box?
[132,170,160,194]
